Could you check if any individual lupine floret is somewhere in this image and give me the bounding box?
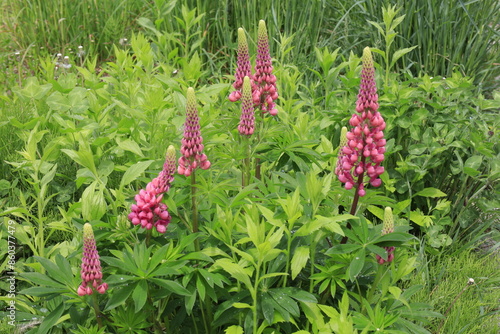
[336,47,386,197]
[178,87,211,176]
[253,20,278,116]
[376,207,395,264]
[229,28,253,102]
[78,223,108,296]
[238,76,255,136]
[128,145,177,233]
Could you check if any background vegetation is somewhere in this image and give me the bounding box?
[0,0,499,333]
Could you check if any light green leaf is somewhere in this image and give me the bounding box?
[388,286,402,300]
[464,155,483,177]
[46,91,71,112]
[215,259,253,291]
[291,246,310,280]
[233,302,252,309]
[390,46,418,69]
[116,137,144,157]
[119,160,153,189]
[81,181,107,221]
[414,187,446,198]
[225,325,244,334]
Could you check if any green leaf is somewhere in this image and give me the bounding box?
[149,278,191,296]
[61,147,96,175]
[291,246,310,280]
[390,46,418,69]
[34,256,70,286]
[104,284,135,311]
[295,214,352,236]
[81,181,107,221]
[348,248,365,281]
[463,155,483,177]
[37,302,65,334]
[225,325,244,334]
[374,232,414,245]
[20,272,65,289]
[116,137,144,157]
[18,286,67,297]
[232,302,252,309]
[120,160,154,189]
[46,91,71,112]
[367,244,388,260]
[215,259,253,291]
[132,280,148,312]
[414,187,446,198]
[41,163,58,187]
[281,287,317,303]
[325,244,361,255]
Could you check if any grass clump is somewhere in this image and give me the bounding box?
[406,246,500,333]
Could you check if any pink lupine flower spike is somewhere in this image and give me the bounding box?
[128,145,177,233]
[238,76,255,136]
[178,87,211,176]
[229,28,253,102]
[253,20,278,116]
[336,47,386,197]
[78,223,108,296]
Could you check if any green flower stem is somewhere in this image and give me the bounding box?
[282,230,292,287]
[251,263,261,334]
[242,135,251,187]
[341,155,366,244]
[191,171,200,252]
[91,293,103,328]
[365,264,386,307]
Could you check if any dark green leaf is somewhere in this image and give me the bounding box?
[104,284,135,311]
[37,303,65,334]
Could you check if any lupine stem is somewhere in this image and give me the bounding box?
[191,171,200,252]
[341,155,366,244]
[91,293,103,328]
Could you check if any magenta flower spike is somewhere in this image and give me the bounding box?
[178,87,211,176]
[376,207,395,264]
[254,20,278,116]
[238,76,255,136]
[128,145,176,233]
[78,223,108,296]
[229,28,253,102]
[336,47,386,197]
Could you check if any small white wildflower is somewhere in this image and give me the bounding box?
[62,56,72,69]
[468,278,475,285]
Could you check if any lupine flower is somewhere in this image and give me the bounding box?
[253,20,278,116]
[128,145,177,233]
[178,87,211,176]
[78,223,108,296]
[229,28,253,102]
[238,76,255,136]
[376,207,395,264]
[336,47,386,196]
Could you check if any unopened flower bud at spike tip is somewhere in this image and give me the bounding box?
[376,207,396,264]
[382,207,394,235]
